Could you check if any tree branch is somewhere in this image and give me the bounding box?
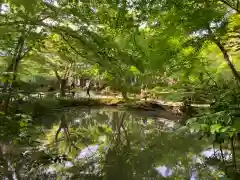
[53,68,61,80]
[60,33,104,67]
[219,0,240,13]
[208,24,240,81]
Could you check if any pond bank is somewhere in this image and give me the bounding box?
[56,97,209,117]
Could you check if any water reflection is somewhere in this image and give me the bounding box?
[156,166,173,177]
[77,145,99,161]
[0,107,232,179]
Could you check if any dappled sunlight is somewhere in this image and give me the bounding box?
[2,0,240,179]
[43,124,59,144]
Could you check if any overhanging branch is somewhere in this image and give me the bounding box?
[219,0,240,13]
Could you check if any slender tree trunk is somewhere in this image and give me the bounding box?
[121,91,128,100]
[230,137,237,170]
[60,79,67,97]
[3,56,22,114]
[220,143,225,163]
[2,35,25,92]
[213,39,240,81]
[53,69,66,97]
[213,143,216,157]
[219,0,240,13]
[2,35,25,114]
[207,23,240,81]
[53,64,72,97]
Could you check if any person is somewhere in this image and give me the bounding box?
[70,82,76,97]
[141,84,148,100]
[47,83,55,92]
[86,80,92,98]
[48,86,55,92]
[7,84,12,91]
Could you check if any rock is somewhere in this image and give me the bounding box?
[133,100,166,111]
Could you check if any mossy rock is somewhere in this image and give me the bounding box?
[127,100,166,111]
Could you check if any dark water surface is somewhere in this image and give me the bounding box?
[0,107,230,179]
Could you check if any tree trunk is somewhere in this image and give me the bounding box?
[121,91,128,100]
[207,23,240,82]
[60,79,67,97]
[2,35,25,114]
[220,143,225,163]
[53,68,71,97]
[214,40,240,81]
[219,0,240,13]
[3,57,23,113]
[230,137,237,170]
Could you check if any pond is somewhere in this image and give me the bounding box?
[0,107,231,179]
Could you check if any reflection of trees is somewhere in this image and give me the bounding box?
[102,111,211,180]
[1,108,226,179]
[55,113,79,152]
[55,113,70,141]
[103,112,134,180]
[0,144,15,180]
[49,109,212,179]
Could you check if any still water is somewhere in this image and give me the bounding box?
[0,107,230,179]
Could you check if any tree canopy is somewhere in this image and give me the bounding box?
[2,0,240,179]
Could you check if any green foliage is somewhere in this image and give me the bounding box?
[2,0,240,178]
[0,113,33,141]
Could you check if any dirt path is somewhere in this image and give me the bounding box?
[28,90,210,108]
